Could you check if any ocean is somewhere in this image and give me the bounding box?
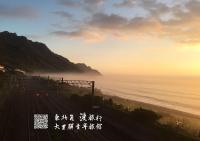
[42,74,200,116]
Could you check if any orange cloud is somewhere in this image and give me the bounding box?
[52,0,200,45]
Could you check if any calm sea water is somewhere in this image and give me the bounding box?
[95,75,200,116]
[43,74,200,116]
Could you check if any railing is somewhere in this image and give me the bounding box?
[57,78,95,96]
[0,75,96,96]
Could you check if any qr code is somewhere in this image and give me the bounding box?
[34,114,48,129]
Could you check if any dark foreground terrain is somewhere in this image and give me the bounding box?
[0,73,199,141]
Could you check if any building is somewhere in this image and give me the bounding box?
[0,65,5,72]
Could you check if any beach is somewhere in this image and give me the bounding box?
[99,93,200,135]
[35,73,200,137]
[42,73,200,116]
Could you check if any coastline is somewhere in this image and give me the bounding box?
[0,73,199,140]
[97,92,200,134]
[102,94,200,119]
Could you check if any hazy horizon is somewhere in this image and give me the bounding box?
[36,73,200,116]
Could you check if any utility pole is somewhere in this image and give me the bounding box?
[91,81,95,96]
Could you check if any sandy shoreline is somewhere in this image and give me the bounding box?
[101,94,200,118]
[98,92,200,134]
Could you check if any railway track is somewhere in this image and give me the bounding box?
[0,95,15,141]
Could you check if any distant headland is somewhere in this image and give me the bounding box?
[0,31,101,75]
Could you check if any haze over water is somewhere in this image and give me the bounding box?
[44,74,200,117]
[96,75,200,117]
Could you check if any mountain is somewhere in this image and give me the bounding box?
[75,63,101,75]
[0,31,101,75]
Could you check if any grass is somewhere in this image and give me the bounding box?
[57,82,200,140]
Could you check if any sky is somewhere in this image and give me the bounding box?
[1,0,200,76]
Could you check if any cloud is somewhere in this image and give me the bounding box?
[157,0,200,44]
[185,0,200,17]
[56,0,105,7]
[56,0,105,12]
[83,0,104,6]
[83,0,105,12]
[51,13,161,42]
[0,5,38,19]
[51,29,105,42]
[53,0,200,45]
[114,0,136,8]
[89,13,128,30]
[52,11,73,19]
[86,13,162,39]
[57,0,80,7]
